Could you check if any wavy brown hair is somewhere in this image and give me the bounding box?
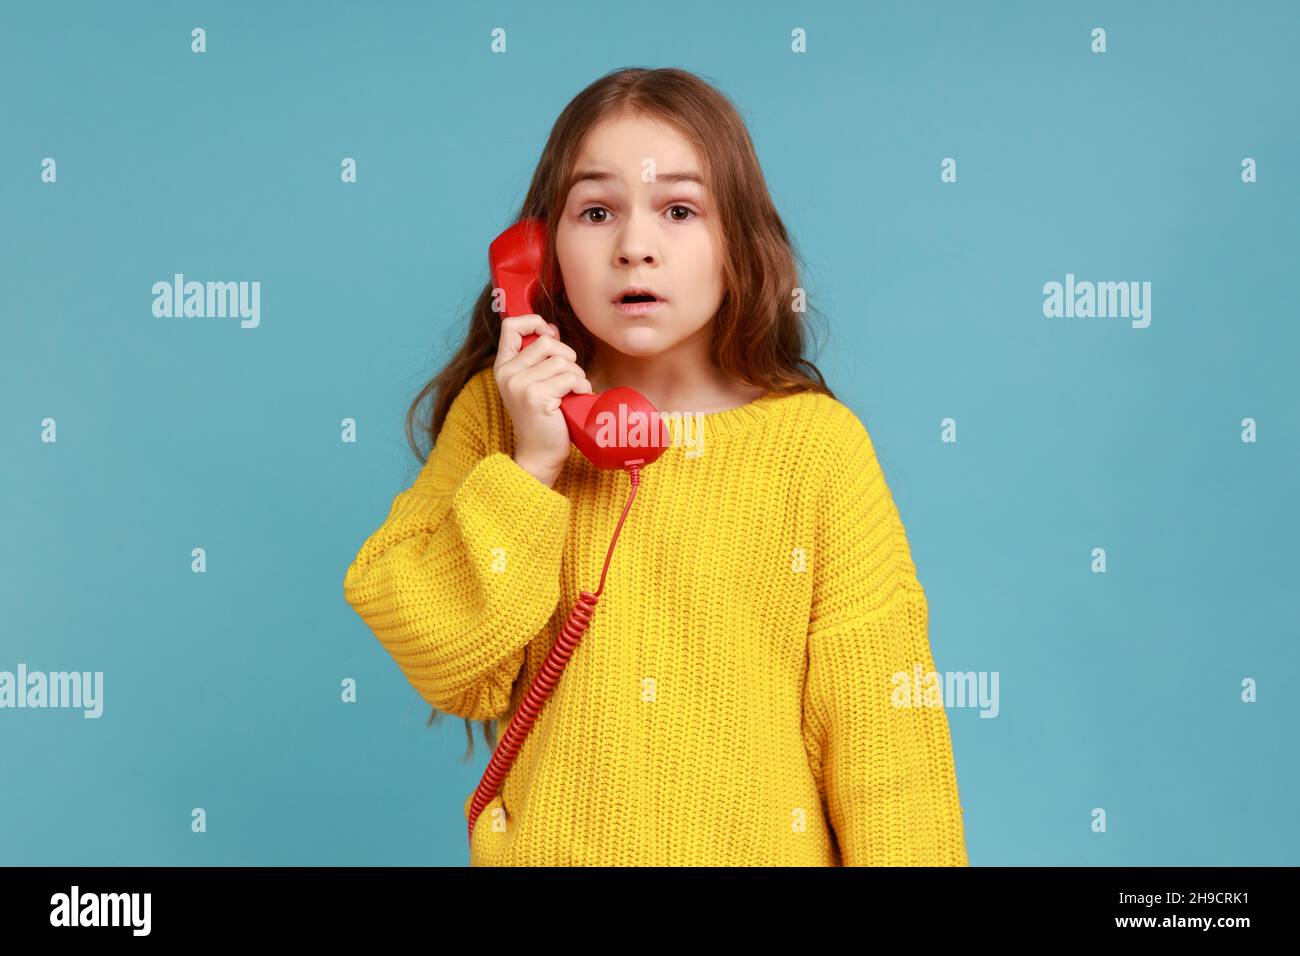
[405,66,836,760]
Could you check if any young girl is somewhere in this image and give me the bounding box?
[343,67,969,867]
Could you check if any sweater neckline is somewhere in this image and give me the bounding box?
[689,391,787,438]
[563,391,788,466]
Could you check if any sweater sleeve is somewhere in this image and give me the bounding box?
[342,376,571,721]
[801,408,969,866]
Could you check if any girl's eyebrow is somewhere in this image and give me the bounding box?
[569,169,704,190]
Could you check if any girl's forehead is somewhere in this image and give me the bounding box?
[573,114,704,175]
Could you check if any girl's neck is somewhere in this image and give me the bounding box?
[586,350,768,415]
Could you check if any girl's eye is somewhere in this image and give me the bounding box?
[578,205,698,224]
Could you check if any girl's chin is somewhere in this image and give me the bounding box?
[591,327,666,356]
[611,340,670,360]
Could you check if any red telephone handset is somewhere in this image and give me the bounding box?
[487,217,666,471]
[467,218,657,844]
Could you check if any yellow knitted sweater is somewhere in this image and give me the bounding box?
[343,367,969,866]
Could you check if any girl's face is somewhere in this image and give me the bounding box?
[555,112,724,362]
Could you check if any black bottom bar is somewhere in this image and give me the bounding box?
[0,865,1283,940]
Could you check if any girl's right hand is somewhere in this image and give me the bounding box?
[493,314,593,486]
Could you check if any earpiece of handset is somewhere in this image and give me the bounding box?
[488,218,667,471]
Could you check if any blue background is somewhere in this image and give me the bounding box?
[2,0,1296,866]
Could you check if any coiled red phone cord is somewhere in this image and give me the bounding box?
[467,462,643,842]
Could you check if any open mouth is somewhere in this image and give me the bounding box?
[613,287,665,315]
[614,295,664,315]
